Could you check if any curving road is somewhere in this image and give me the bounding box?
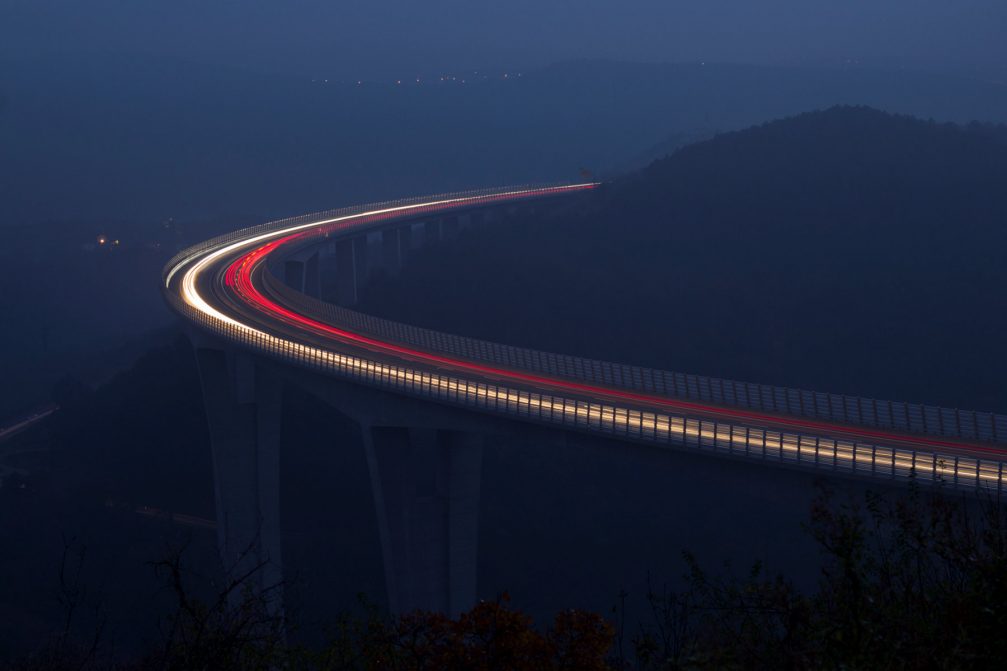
[163,184,1007,492]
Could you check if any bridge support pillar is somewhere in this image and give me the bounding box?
[303,250,321,298]
[441,215,460,240]
[423,219,441,247]
[283,260,304,292]
[317,242,337,302]
[380,228,402,277]
[335,238,358,306]
[354,237,370,292]
[283,250,320,298]
[194,348,284,615]
[364,426,483,616]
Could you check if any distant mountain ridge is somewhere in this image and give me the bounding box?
[615,105,1007,222]
[4,54,1007,227]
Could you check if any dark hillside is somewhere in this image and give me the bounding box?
[359,107,1007,413]
[621,106,1007,221]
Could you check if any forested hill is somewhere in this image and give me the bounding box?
[358,107,1007,413]
[614,105,1007,224]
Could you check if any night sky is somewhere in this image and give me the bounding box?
[3,1,1006,77]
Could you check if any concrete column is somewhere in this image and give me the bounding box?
[335,238,357,306]
[283,251,320,298]
[441,215,460,240]
[395,224,416,268]
[283,259,305,292]
[423,219,441,247]
[364,426,483,616]
[194,348,284,614]
[381,228,402,277]
[399,224,415,259]
[303,251,320,299]
[353,237,370,291]
[317,242,337,302]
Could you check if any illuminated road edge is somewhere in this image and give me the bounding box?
[163,184,1007,494]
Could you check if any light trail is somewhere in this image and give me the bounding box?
[164,183,1007,491]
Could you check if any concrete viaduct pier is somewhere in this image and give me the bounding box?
[187,196,557,616]
[193,344,284,612]
[194,337,488,615]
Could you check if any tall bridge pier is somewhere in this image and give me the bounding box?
[184,192,630,616]
[364,426,483,615]
[283,249,321,299]
[193,343,285,613]
[194,343,489,617]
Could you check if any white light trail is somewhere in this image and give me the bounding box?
[162,183,1005,493]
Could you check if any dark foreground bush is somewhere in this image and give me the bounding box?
[8,484,1007,670]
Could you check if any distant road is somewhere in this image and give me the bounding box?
[0,404,58,445]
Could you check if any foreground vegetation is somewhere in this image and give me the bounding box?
[10,483,1006,670]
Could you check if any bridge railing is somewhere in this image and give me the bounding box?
[163,285,1006,495]
[261,262,1007,448]
[163,184,1006,492]
[163,183,573,284]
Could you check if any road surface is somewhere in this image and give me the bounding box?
[163,184,1007,491]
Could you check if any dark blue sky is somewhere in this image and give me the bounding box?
[3,1,1005,78]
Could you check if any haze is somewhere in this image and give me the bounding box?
[3,2,1007,666]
